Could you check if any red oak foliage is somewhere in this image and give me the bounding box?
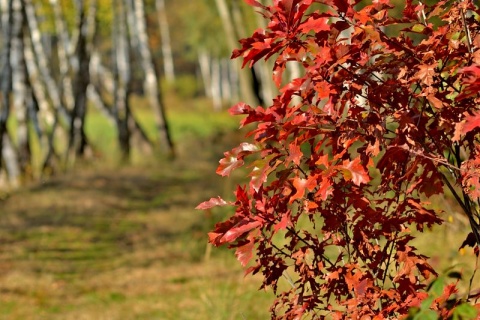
[199,0,480,318]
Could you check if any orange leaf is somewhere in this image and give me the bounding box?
[290,177,307,203]
[286,141,303,166]
[299,16,330,33]
[196,197,230,210]
[221,220,262,243]
[235,239,255,267]
[415,63,436,87]
[340,158,370,186]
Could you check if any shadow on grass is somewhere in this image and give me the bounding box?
[0,129,273,319]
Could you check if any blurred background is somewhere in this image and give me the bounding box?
[0,0,477,319]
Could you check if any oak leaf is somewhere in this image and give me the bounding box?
[299,16,329,33]
[339,158,370,186]
[196,197,231,210]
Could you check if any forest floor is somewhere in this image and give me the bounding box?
[0,120,273,319]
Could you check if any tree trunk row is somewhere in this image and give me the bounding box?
[0,0,175,188]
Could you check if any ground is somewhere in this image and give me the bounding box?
[0,133,273,319]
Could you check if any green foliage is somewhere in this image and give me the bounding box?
[406,274,479,320]
[164,74,200,99]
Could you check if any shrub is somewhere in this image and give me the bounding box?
[199,0,480,318]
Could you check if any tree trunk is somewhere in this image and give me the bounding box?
[11,0,29,176]
[112,0,131,161]
[49,0,75,112]
[0,0,13,174]
[211,57,222,111]
[90,50,114,93]
[22,0,70,126]
[131,0,174,156]
[2,133,20,188]
[229,59,239,102]
[254,1,275,105]
[198,49,212,98]
[214,0,258,106]
[67,0,96,164]
[156,0,175,83]
[221,58,232,103]
[23,25,59,174]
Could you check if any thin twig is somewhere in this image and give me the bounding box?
[460,2,473,54]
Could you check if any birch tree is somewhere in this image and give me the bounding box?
[0,0,13,164]
[67,0,96,162]
[214,0,258,106]
[0,0,21,187]
[130,0,174,155]
[112,0,130,160]
[0,0,186,186]
[11,0,28,177]
[156,0,175,83]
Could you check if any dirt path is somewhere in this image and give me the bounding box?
[0,157,271,319]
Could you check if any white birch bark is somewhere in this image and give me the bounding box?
[24,33,64,174]
[131,0,174,155]
[90,51,115,93]
[221,58,232,103]
[22,0,70,125]
[198,49,212,98]
[49,0,75,112]
[156,0,175,82]
[211,57,222,111]
[113,0,131,160]
[89,53,152,153]
[229,59,239,102]
[87,85,115,124]
[11,0,29,174]
[287,61,302,105]
[23,33,55,126]
[2,134,20,188]
[0,0,13,178]
[214,0,258,106]
[67,0,97,162]
[0,0,7,27]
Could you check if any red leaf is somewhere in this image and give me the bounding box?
[299,16,330,33]
[462,111,480,135]
[462,65,480,84]
[339,158,370,186]
[217,155,245,177]
[290,177,307,203]
[273,60,286,88]
[249,159,271,193]
[196,197,230,210]
[286,141,303,166]
[460,232,478,250]
[229,102,251,115]
[243,0,265,8]
[316,176,333,201]
[457,65,480,100]
[235,239,255,267]
[222,220,262,243]
[216,143,259,176]
[274,211,291,233]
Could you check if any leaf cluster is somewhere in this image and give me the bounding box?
[199,0,480,318]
